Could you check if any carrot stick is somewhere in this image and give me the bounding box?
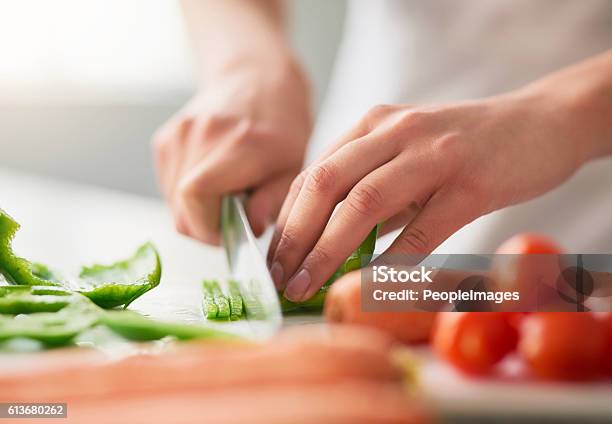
[19,382,431,424]
[0,325,402,402]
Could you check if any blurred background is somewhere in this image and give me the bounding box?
[0,0,346,196]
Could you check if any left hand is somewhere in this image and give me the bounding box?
[268,91,594,302]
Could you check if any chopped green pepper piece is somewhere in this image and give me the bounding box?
[227,279,243,321]
[280,286,328,314]
[0,293,72,314]
[30,262,63,284]
[202,281,219,319]
[100,310,241,342]
[0,209,61,287]
[0,300,99,347]
[0,285,75,314]
[281,224,379,313]
[202,280,230,320]
[77,242,161,308]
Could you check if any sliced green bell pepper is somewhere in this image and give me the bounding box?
[100,310,241,342]
[227,279,244,321]
[202,280,230,320]
[0,300,100,347]
[0,209,61,287]
[76,242,161,308]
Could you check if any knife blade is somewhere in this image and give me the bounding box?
[221,195,282,338]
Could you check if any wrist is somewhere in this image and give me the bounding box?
[515,53,612,164]
[199,45,303,86]
[511,85,611,169]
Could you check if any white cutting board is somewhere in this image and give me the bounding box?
[1,168,611,421]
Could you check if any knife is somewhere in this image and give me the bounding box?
[221,195,282,338]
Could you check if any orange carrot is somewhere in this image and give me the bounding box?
[0,325,402,403]
[20,382,431,424]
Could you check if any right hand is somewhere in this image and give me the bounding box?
[153,60,312,244]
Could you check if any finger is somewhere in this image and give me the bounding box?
[283,159,431,302]
[152,116,193,200]
[312,104,412,164]
[174,143,277,245]
[267,170,306,269]
[269,134,398,290]
[266,119,373,264]
[377,203,421,237]
[377,191,477,262]
[176,190,222,245]
[246,172,295,237]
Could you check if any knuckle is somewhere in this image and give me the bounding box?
[304,164,336,195]
[196,112,233,137]
[276,230,297,256]
[347,182,386,217]
[432,133,465,163]
[151,129,172,153]
[174,217,190,236]
[365,104,395,128]
[176,179,197,200]
[367,104,395,118]
[398,226,430,253]
[308,245,334,266]
[290,171,308,196]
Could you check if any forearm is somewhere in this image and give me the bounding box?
[520,49,612,163]
[180,0,296,84]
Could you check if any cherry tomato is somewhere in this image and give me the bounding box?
[496,233,563,254]
[433,312,518,376]
[519,313,607,381]
[492,233,565,312]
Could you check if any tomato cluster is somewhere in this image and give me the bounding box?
[433,233,612,381]
[434,311,612,381]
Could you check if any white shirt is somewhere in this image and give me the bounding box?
[310,0,612,253]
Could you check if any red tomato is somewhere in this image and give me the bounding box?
[601,313,612,376]
[492,233,564,312]
[519,313,607,381]
[433,312,518,376]
[496,233,563,254]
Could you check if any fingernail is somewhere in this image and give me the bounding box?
[270,262,284,289]
[284,269,311,302]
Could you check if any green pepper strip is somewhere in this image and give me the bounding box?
[202,280,219,319]
[100,310,242,342]
[0,209,61,287]
[227,279,243,321]
[0,299,100,347]
[203,280,230,320]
